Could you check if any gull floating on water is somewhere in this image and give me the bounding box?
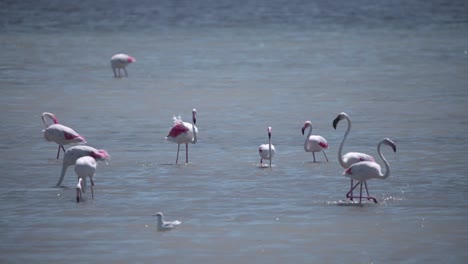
[154,212,181,231]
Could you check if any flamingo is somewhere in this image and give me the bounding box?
[75,156,97,203]
[258,127,276,167]
[110,53,136,77]
[56,145,110,187]
[153,212,181,231]
[333,112,375,200]
[42,112,86,159]
[343,138,397,204]
[166,109,198,164]
[301,121,329,162]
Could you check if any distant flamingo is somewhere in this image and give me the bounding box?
[166,109,198,164]
[56,145,110,187]
[42,112,86,159]
[75,156,97,203]
[343,138,397,204]
[258,127,276,167]
[111,53,136,77]
[333,112,375,200]
[301,121,329,162]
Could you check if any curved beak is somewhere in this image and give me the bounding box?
[332,117,340,129]
[301,127,305,135]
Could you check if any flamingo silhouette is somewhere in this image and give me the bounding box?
[166,109,198,164]
[56,145,109,187]
[301,121,328,162]
[258,127,276,167]
[333,112,375,200]
[343,138,397,204]
[42,112,86,159]
[110,53,136,77]
[75,156,97,203]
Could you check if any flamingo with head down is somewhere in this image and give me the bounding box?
[301,121,328,163]
[41,112,86,159]
[166,109,198,164]
[110,53,136,77]
[343,138,397,204]
[75,156,97,203]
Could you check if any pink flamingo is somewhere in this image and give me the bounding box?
[56,145,110,187]
[42,112,86,159]
[258,127,276,167]
[111,53,136,77]
[301,121,328,162]
[333,112,375,200]
[75,156,97,203]
[166,109,198,164]
[343,138,397,204]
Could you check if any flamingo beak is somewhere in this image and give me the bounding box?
[301,127,305,135]
[332,117,339,129]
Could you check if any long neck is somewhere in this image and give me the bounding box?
[303,125,312,151]
[268,135,272,167]
[41,112,55,128]
[56,163,69,186]
[338,117,351,168]
[191,120,197,144]
[377,141,391,179]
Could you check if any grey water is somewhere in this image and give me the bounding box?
[1,0,467,263]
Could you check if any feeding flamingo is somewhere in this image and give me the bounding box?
[258,127,276,167]
[166,109,198,164]
[110,53,136,77]
[333,112,375,200]
[42,112,86,159]
[153,212,181,231]
[343,138,397,204]
[56,145,110,187]
[301,121,329,162]
[75,156,97,203]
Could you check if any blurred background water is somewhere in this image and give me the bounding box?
[0,0,467,263]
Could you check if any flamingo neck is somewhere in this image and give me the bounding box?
[377,141,391,179]
[303,124,312,152]
[191,120,197,144]
[42,112,58,128]
[338,116,351,169]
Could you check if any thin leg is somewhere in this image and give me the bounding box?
[322,151,328,162]
[359,182,363,204]
[113,67,117,77]
[124,68,128,77]
[185,144,189,163]
[350,179,354,201]
[90,177,94,199]
[346,181,361,199]
[56,145,61,159]
[260,158,263,166]
[312,152,316,163]
[269,158,272,168]
[175,144,180,164]
[364,181,377,203]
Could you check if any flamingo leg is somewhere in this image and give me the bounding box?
[90,177,94,199]
[185,144,189,164]
[312,152,316,163]
[269,158,272,168]
[260,158,263,166]
[346,181,361,199]
[359,183,363,204]
[56,145,62,159]
[350,179,354,201]
[124,68,128,77]
[364,182,378,203]
[322,151,328,162]
[175,144,180,164]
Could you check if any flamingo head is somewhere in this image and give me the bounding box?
[267,127,272,139]
[382,138,397,152]
[301,121,312,135]
[90,149,110,161]
[192,109,197,125]
[332,112,348,129]
[76,178,84,203]
[127,56,136,63]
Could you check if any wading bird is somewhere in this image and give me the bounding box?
[301,120,328,162]
[259,127,275,167]
[110,53,136,77]
[75,156,97,203]
[166,109,198,164]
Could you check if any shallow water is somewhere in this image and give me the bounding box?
[1,0,468,263]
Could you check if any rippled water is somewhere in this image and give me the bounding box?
[1,0,467,263]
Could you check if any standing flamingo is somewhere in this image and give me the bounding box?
[333,112,375,200]
[166,109,198,164]
[111,53,136,77]
[56,145,110,187]
[343,138,397,204]
[301,121,329,162]
[75,156,97,203]
[258,127,276,167]
[42,112,86,159]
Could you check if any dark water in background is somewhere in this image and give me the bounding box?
[1,0,467,263]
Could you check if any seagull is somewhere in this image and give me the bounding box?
[153,212,181,231]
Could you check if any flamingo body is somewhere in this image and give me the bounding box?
[166,109,198,164]
[41,112,86,159]
[154,212,181,231]
[75,156,97,203]
[302,121,328,162]
[341,152,375,168]
[57,145,110,187]
[258,127,275,167]
[110,53,136,77]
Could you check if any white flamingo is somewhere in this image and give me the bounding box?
[166,109,198,164]
[42,112,86,159]
[56,145,110,187]
[301,121,329,162]
[110,53,136,77]
[75,156,97,203]
[258,127,276,167]
[343,138,397,204]
[153,212,181,231]
[333,112,375,200]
